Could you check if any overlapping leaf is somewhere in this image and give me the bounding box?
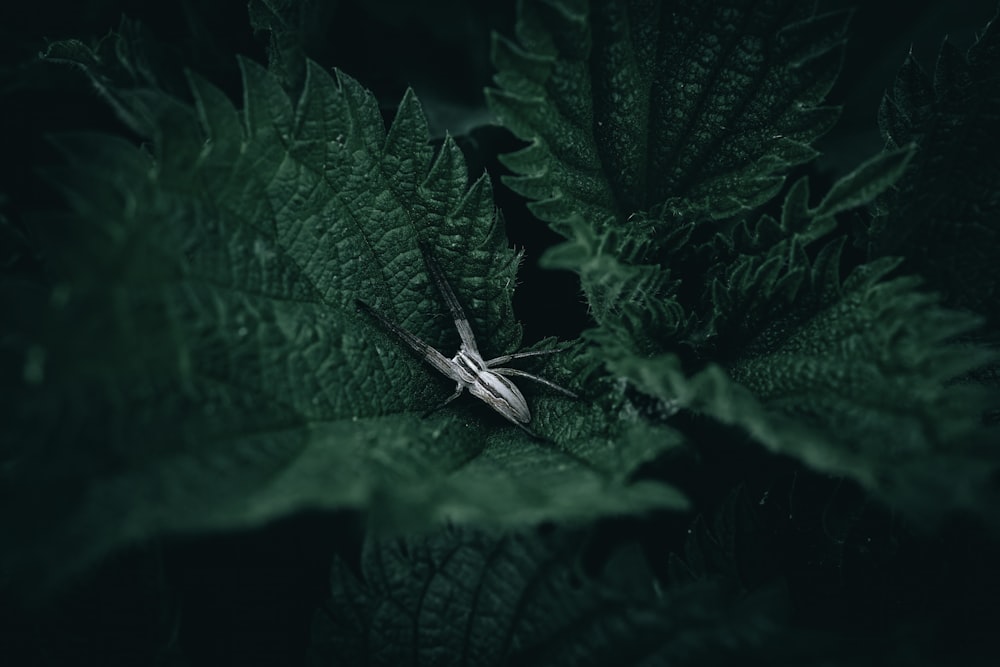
[872,9,1000,329]
[489,0,855,357]
[0,29,687,591]
[488,0,846,230]
[701,146,914,351]
[606,258,999,520]
[485,0,997,522]
[310,526,784,666]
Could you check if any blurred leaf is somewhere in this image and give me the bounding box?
[490,0,863,359]
[872,8,1000,329]
[310,526,785,666]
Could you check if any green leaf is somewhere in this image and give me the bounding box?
[310,526,785,666]
[40,19,191,140]
[697,148,920,352]
[871,8,1000,328]
[541,172,884,360]
[812,144,915,218]
[1,31,687,591]
[540,214,692,356]
[247,0,334,92]
[488,0,847,229]
[606,259,1000,521]
[494,0,861,360]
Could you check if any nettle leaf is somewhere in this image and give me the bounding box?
[872,7,1000,328]
[543,146,914,358]
[490,0,851,357]
[541,213,694,355]
[703,146,914,350]
[607,258,1000,521]
[488,0,846,229]
[247,0,334,92]
[310,526,784,666]
[484,0,996,524]
[1,29,688,589]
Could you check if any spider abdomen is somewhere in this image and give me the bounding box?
[454,350,531,424]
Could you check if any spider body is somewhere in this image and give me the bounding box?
[356,243,575,436]
[452,349,531,425]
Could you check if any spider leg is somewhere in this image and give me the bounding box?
[513,420,545,441]
[419,241,481,357]
[356,299,458,380]
[484,348,565,367]
[490,367,578,398]
[422,385,464,418]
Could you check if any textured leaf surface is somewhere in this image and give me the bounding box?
[541,146,912,358]
[309,526,783,666]
[487,0,997,526]
[0,31,687,589]
[491,0,857,359]
[493,2,995,528]
[872,9,1000,328]
[606,259,999,519]
[488,0,846,229]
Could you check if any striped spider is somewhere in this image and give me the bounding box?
[356,243,576,437]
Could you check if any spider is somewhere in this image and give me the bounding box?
[356,242,577,437]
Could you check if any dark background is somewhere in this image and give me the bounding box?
[2,1,998,665]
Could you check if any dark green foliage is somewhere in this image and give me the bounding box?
[872,13,1000,329]
[3,1,1000,665]
[605,259,997,519]
[2,20,687,591]
[489,0,847,228]
[491,0,999,522]
[311,525,786,666]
